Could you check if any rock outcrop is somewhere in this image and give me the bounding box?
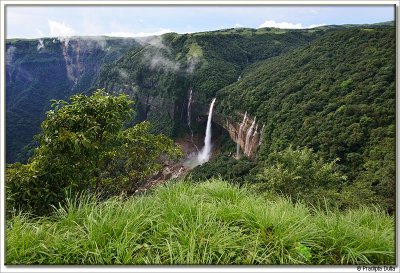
[214,112,262,159]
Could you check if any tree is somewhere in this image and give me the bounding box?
[255,146,347,207]
[6,90,182,215]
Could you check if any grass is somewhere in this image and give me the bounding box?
[6,178,395,265]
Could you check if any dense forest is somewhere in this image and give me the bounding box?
[215,27,396,211]
[5,21,396,265]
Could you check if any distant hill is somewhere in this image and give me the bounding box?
[6,37,140,162]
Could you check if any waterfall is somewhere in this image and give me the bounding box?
[253,124,258,137]
[244,117,256,156]
[197,98,216,164]
[187,89,193,128]
[236,111,247,158]
[248,124,259,156]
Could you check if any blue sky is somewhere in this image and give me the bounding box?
[6,5,395,38]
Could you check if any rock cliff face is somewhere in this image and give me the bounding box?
[213,112,262,159]
[105,83,176,125]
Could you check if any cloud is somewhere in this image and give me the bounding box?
[186,57,199,74]
[234,23,244,28]
[48,20,75,37]
[47,20,108,51]
[142,36,166,49]
[148,54,180,72]
[37,39,44,51]
[258,20,326,29]
[103,28,172,38]
[113,68,129,79]
[308,23,327,28]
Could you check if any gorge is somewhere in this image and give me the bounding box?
[5,22,396,212]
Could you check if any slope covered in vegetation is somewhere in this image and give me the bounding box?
[5,23,396,265]
[215,27,395,211]
[96,28,322,136]
[6,179,395,265]
[6,37,140,162]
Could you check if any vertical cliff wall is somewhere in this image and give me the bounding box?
[213,112,262,159]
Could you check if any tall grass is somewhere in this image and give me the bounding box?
[6,178,395,265]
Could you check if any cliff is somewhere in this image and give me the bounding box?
[213,111,262,159]
[6,37,140,162]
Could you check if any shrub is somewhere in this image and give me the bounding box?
[255,146,347,207]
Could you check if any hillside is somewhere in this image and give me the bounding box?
[96,28,322,137]
[214,27,395,210]
[5,21,397,266]
[6,37,140,162]
[7,24,394,166]
[5,23,396,212]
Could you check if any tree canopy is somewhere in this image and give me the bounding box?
[6,90,182,215]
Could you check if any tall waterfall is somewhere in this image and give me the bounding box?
[197,98,216,164]
[244,117,256,156]
[236,111,247,158]
[187,89,193,127]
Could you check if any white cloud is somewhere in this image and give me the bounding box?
[103,28,172,38]
[308,23,327,28]
[48,20,76,47]
[259,20,302,29]
[258,20,326,29]
[48,20,75,37]
[234,23,244,28]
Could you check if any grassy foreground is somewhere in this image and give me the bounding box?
[6,179,395,265]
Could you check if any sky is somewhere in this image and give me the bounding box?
[5,5,395,39]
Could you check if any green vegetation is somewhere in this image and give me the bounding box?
[191,155,255,184]
[6,90,182,215]
[96,28,321,136]
[188,146,373,210]
[6,37,140,163]
[5,23,396,265]
[254,146,347,207]
[217,27,395,211]
[6,179,394,265]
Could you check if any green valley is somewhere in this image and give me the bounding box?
[5,20,396,266]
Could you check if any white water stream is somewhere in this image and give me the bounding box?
[197,98,216,164]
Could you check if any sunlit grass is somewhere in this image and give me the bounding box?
[6,178,395,265]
